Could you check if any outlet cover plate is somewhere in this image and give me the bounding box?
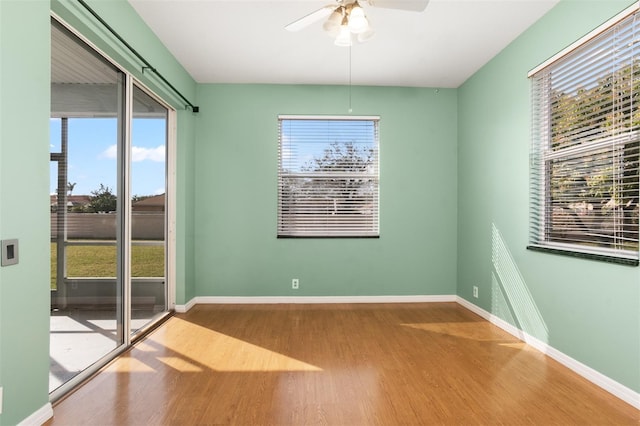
[1,239,18,266]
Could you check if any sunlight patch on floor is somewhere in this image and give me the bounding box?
[151,317,323,372]
[105,356,156,373]
[133,340,158,352]
[498,342,537,351]
[156,356,203,372]
[402,322,520,342]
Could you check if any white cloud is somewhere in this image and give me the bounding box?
[101,144,165,162]
[132,145,165,162]
[102,144,118,159]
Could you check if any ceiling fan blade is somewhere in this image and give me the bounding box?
[366,0,429,12]
[285,5,336,32]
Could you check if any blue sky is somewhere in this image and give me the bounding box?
[51,118,373,196]
[280,119,377,172]
[50,117,166,197]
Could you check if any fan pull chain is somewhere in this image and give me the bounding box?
[348,44,353,113]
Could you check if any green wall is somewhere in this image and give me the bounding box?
[0,1,51,424]
[0,0,196,423]
[1,0,638,422]
[457,0,640,394]
[194,85,458,297]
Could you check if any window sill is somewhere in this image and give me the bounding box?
[526,245,639,266]
[278,235,380,239]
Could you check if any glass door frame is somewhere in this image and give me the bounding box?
[129,80,176,340]
[50,14,177,402]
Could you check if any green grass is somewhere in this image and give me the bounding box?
[51,243,164,289]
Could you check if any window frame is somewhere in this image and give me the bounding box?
[277,115,380,238]
[527,3,640,265]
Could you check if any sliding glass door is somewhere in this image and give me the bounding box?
[49,18,173,397]
[49,20,126,393]
[130,85,168,335]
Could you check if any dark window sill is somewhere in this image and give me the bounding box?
[527,245,639,266]
[278,235,380,239]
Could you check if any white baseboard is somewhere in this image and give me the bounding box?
[456,296,640,411]
[18,402,53,426]
[174,297,197,313]
[176,294,456,312]
[456,296,526,340]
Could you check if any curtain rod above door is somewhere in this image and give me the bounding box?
[77,0,199,113]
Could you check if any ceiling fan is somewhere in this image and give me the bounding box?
[285,0,430,46]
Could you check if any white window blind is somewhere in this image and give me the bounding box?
[529,6,639,264]
[278,116,380,237]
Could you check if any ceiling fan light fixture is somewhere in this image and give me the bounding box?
[323,8,343,36]
[334,24,353,47]
[348,5,369,34]
[357,27,375,43]
[287,0,427,45]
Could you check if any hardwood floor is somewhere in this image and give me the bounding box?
[46,303,639,425]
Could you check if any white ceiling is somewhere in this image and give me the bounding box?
[128,0,560,88]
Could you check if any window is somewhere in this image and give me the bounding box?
[278,116,380,237]
[529,6,639,264]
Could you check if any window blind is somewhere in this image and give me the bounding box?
[529,7,639,263]
[278,116,380,237]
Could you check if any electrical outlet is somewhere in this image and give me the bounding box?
[292,278,299,289]
[0,386,3,414]
[473,286,478,298]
